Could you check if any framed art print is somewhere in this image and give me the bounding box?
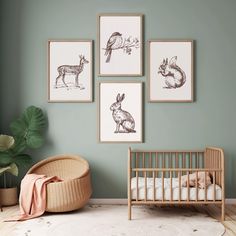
[48,40,93,102]
[98,14,143,76]
[99,82,143,143]
[148,40,193,102]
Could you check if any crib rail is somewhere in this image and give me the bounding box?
[127,147,225,221]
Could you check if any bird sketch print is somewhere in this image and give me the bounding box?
[110,93,136,133]
[158,56,186,89]
[104,32,139,63]
[55,55,89,89]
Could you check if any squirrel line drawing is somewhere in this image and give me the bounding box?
[110,93,136,133]
[158,56,186,89]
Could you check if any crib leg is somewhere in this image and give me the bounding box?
[221,203,225,221]
[128,202,132,220]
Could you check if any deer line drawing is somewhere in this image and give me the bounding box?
[55,55,89,89]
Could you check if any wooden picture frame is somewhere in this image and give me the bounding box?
[98,13,143,77]
[98,82,143,143]
[48,40,93,102]
[148,40,194,102]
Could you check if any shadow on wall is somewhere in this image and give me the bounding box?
[90,163,124,198]
[225,150,236,198]
[0,0,22,132]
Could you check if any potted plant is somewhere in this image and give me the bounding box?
[0,106,46,206]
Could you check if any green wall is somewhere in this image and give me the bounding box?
[0,0,236,198]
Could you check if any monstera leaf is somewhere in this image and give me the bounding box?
[0,152,14,166]
[0,135,15,151]
[0,163,18,176]
[0,106,45,183]
[13,154,32,169]
[10,106,46,149]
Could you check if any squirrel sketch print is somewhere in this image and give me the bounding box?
[158,56,186,89]
[110,93,136,133]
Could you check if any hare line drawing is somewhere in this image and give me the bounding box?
[55,55,89,89]
[110,93,136,133]
[158,56,186,89]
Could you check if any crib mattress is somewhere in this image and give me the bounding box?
[131,177,222,201]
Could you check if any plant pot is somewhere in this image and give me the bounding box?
[0,187,18,206]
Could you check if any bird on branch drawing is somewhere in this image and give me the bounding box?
[104,32,139,63]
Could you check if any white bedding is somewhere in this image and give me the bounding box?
[131,177,222,201]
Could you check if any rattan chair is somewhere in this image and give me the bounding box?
[27,154,92,212]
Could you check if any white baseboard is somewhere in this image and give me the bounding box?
[225,199,236,204]
[89,198,236,205]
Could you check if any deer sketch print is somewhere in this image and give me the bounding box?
[55,55,89,89]
[110,93,136,133]
[104,32,139,63]
[158,56,186,89]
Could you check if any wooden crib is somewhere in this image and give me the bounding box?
[128,147,225,221]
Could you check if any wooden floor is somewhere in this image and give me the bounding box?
[0,204,236,235]
[194,204,236,236]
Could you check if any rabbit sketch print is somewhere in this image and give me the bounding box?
[104,32,139,63]
[110,93,136,133]
[158,56,186,89]
[99,82,142,142]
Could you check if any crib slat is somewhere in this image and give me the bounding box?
[136,152,138,168]
[218,151,221,185]
[162,171,164,201]
[175,152,178,169]
[153,171,155,201]
[196,152,200,168]
[149,152,152,177]
[196,171,198,202]
[162,153,165,168]
[178,171,181,202]
[155,152,158,168]
[187,171,190,202]
[190,152,192,173]
[142,152,145,177]
[170,171,173,201]
[183,153,185,175]
[136,171,138,202]
[144,171,147,201]
[204,171,207,202]
[213,171,216,202]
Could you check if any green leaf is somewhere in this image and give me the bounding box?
[0,166,11,175]
[13,154,31,168]
[26,132,44,148]
[0,152,13,166]
[6,163,18,176]
[23,106,46,131]
[10,118,27,137]
[0,135,15,151]
[9,136,26,155]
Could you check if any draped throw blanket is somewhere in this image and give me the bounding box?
[6,174,62,221]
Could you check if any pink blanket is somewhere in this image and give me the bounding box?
[6,174,62,221]
[181,172,212,189]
